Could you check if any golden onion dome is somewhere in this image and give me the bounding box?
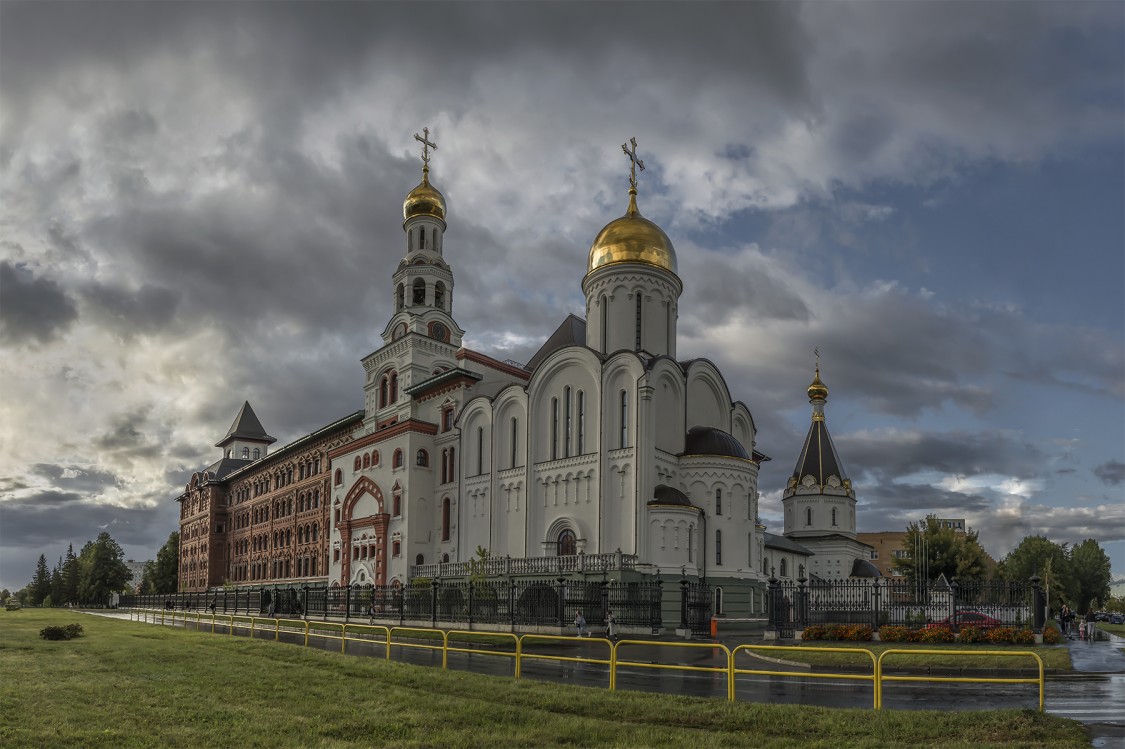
[403,166,446,223]
[807,367,829,401]
[587,188,677,275]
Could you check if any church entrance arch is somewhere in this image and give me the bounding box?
[340,476,390,586]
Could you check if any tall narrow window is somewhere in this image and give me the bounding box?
[576,391,585,454]
[448,447,456,481]
[412,279,425,305]
[380,377,388,408]
[434,281,445,310]
[619,390,628,449]
[806,507,812,526]
[551,397,559,460]
[441,449,448,483]
[396,283,404,311]
[441,498,450,541]
[393,493,401,516]
[716,529,722,566]
[687,524,694,563]
[715,488,722,516]
[666,302,672,353]
[780,558,788,577]
[254,448,260,460]
[831,508,837,526]
[510,417,518,468]
[635,293,643,350]
[564,387,572,458]
[419,227,426,250]
[476,427,484,475]
[557,529,577,556]
[390,372,398,403]
[600,296,608,352]
[432,228,437,250]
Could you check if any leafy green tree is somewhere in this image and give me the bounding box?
[1069,539,1112,612]
[49,558,64,604]
[77,532,130,605]
[0,588,10,603]
[30,554,51,605]
[144,532,179,595]
[891,516,991,584]
[999,535,1072,606]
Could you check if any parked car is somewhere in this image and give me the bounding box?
[1094,611,1110,622]
[924,611,1003,629]
[1110,613,1124,625]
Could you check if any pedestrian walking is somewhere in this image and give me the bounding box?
[574,609,589,637]
[1060,604,1071,639]
[605,610,618,641]
[1084,607,1096,642]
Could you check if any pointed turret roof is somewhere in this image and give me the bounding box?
[215,401,276,448]
[790,366,850,489]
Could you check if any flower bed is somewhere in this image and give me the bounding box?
[800,623,873,642]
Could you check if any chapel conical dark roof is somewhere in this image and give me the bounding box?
[215,401,276,447]
[790,367,849,488]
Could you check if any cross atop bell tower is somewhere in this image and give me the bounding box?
[621,136,645,191]
[415,127,437,169]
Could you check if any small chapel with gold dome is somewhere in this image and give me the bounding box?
[175,131,874,615]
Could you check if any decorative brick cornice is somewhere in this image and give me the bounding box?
[327,419,438,459]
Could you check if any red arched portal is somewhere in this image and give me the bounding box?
[339,476,389,586]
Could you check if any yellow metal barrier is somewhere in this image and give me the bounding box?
[519,634,615,686]
[446,630,520,675]
[612,640,732,700]
[389,627,450,668]
[876,648,1045,711]
[305,620,347,651]
[731,644,878,709]
[340,623,391,656]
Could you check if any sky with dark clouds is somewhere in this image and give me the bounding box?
[1,1,1122,593]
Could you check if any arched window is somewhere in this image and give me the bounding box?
[432,228,437,249]
[476,427,484,475]
[556,529,577,556]
[416,449,429,467]
[396,283,404,311]
[448,447,456,481]
[390,372,398,403]
[510,417,518,468]
[714,586,724,615]
[780,558,788,577]
[564,386,572,458]
[392,540,401,557]
[441,498,451,541]
[551,397,559,460]
[442,407,454,432]
[312,524,318,542]
[635,292,643,350]
[253,448,260,460]
[412,279,426,305]
[806,507,812,526]
[442,553,449,563]
[363,454,370,469]
[715,529,722,565]
[577,391,585,454]
[242,447,249,459]
[619,390,628,448]
[716,488,722,516]
[441,449,448,483]
[354,456,362,471]
[831,508,837,526]
[371,451,379,466]
[687,524,694,563]
[380,377,388,408]
[393,492,401,516]
[434,281,445,309]
[416,554,425,566]
[334,469,342,486]
[393,449,403,469]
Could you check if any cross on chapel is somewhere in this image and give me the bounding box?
[621,136,645,190]
[414,127,437,168]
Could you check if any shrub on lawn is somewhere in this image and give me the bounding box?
[1043,625,1061,644]
[878,625,911,642]
[800,624,827,641]
[801,623,873,642]
[987,627,1020,644]
[958,625,988,643]
[39,623,84,641]
[912,625,955,644]
[1011,628,1036,645]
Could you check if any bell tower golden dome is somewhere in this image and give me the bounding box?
[587,137,677,275]
[403,127,446,224]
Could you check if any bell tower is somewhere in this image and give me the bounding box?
[381,127,463,349]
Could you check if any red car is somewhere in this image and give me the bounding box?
[925,611,1003,629]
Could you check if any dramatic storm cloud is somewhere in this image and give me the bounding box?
[1,1,1122,590]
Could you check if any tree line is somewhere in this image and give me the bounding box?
[3,531,180,607]
[890,515,1116,612]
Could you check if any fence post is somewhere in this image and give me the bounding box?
[679,570,689,630]
[1030,575,1044,635]
[950,578,959,633]
[600,579,610,625]
[397,586,404,624]
[556,576,567,628]
[796,576,808,631]
[467,582,474,626]
[766,571,779,638]
[508,579,516,629]
[428,578,438,627]
[872,578,882,636]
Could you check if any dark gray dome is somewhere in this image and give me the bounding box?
[850,558,882,578]
[682,426,750,460]
[648,484,696,508]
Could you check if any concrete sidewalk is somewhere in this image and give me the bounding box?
[1065,628,1125,673]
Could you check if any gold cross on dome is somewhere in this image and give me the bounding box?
[414,127,437,167]
[814,347,820,368]
[621,136,645,190]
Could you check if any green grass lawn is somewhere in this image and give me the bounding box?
[1096,622,1125,637]
[773,640,1071,670]
[0,610,1088,749]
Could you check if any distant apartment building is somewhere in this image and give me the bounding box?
[124,559,147,593]
[857,519,973,578]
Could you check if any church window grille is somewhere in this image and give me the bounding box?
[416,449,429,467]
[476,427,484,474]
[412,279,426,305]
[716,529,722,565]
[434,281,445,310]
[716,488,722,516]
[510,417,518,468]
[393,449,403,469]
[806,508,812,526]
[619,390,629,449]
[564,387,572,458]
[635,294,642,350]
[577,391,585,454]
[556,529,577,556]
[780,558,788,577]
[441,498,451,541]
[242,447,249,459]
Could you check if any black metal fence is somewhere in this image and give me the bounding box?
[766,575,1044,635]
[122,578,665,632]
